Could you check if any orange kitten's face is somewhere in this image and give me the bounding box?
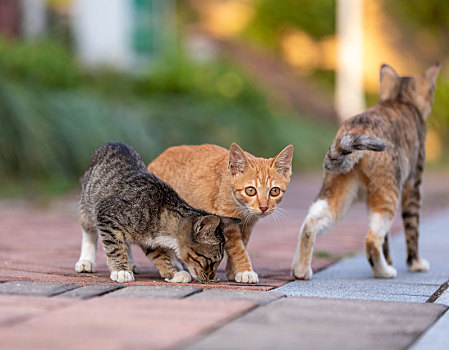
[228,144,293,218]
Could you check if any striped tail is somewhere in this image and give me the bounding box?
[323,134,386,173]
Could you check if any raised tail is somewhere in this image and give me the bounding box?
[323,134,386,173]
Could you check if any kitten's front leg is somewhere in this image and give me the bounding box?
[225,226,258,284]
[98,228,134,283]
[145,247,191,283]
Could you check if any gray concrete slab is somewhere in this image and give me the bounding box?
[105,285,202,299]
[57,284,123,299]
[411,309,449,350]
[189,288,284,305]
[275,209,449,302]
[0,281,80,296]
[183,297,446,350]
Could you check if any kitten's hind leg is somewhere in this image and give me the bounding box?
[127,243,141,274]
[145,247,191,283]
[75,228,98,273]
[291,173,358,280]
[383,231,393,265]
[366,212,397,278]
[402,179,429,272]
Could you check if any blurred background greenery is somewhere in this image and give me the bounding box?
[0,0,448,196]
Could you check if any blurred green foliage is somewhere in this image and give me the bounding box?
[386,0,449,42]
[0,39,335,195]
[430,77,449,138]
[244,0,335,48]
[0,40,83,88]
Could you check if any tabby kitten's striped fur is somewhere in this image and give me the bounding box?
[292,63,440,279]
[148,143,293,284]
[75,142,238,283]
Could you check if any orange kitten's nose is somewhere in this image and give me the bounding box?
[260,207,268,213]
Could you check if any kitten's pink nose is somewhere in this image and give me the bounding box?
[260,207,268,213]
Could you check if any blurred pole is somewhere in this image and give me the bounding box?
[21,0,47,39]
[336,0,365,121]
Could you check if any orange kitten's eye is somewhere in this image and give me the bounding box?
[245,187,257,196]
[270,187,280,197]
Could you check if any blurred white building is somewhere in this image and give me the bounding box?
[72,0,176,71]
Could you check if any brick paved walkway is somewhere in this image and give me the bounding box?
[0,170,448,349]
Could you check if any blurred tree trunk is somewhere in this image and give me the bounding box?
[336,0,365,121]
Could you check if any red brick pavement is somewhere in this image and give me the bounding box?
[1,170,448,291]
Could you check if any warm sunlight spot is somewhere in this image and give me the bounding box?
[281,29,336,73]
[363,0,410,92]
[196,0,254,38]
[281,30,319,72]
[319,35,336,70]
[425,129,442,162]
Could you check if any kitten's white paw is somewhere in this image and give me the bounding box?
[372,264,397,279]
[409,258,430,272]
[110,270,134,283]
[129,262,141,274]
[292,264,313,280]
[235,270,259,284]
[75,259,95,273]
[165,271,192,283]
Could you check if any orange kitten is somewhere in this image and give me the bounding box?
[148,143,293,283]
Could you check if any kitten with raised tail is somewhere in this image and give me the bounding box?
[148,143,293,284]
[291,63,440,280]
[75,142,239,283]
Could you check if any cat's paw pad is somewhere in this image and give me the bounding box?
[75,259,95,273]
[129,262,141,274]
[373,264,397,279]
[165,271,192,283]
[235,271,259,284]
[291,265,313,280]
[110,270,134,283]
[409,258,430,272]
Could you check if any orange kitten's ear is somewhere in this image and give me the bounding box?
[379,64,399,102]
[422,62,440,85]
[272,145,293,178]
[229,143,250,176]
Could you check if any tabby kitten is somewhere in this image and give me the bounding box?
[148,143,293,283]
[292,63,440,280]
[75,142,239,283]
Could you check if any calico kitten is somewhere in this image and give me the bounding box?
[148,143,293,284]
[291,63,440,279]
[75,142,239,283]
